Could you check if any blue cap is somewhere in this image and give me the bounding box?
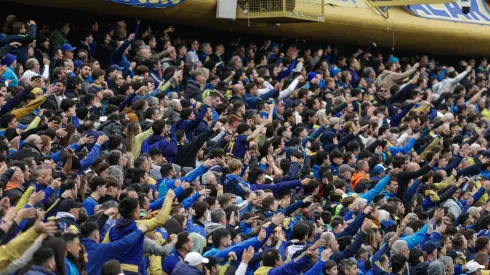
[330,66,341,77]
[88,86,103,94]
[111,65,124,71]
[307,72,317,82]
[373,164,387,175]
[74,60,83,70]
[61,44,77,52]
[1,54,16,66]
[422,240,441,254]
[269,43,280,51]
[387,56,399,63]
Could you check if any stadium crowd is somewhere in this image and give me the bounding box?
[0,11,490,275]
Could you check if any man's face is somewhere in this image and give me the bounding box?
[8,117,17,129]
[81,66,92,78]
[389,180,398,193]
[37,170,52,185]
[55,82,65,95]
[86,35,94,44]
[64,50,74,60]
[67,238,81,258]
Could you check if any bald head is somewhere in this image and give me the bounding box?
[407,162,420,172]
[233,84,245,96]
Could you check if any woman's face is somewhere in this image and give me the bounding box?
[18,65,24,75]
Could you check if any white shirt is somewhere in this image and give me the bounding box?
[21,65,50,80]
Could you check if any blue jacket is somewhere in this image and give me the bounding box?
[107,219,144,268]
[141,133,178,163]
[244,89,275,109]
[401,222,429,249]
[331,231,366,263]
[83,197,98,216]
[65,258,79,275]
[156,164,206,199]
[250,180,301,193]
[24,266,56,275]
[78,143,102,175]
[2,67,18,87]
[175,105,208,141]
[257,251,311,275]
[162,250,185,275]
[356,174,391,203]
[0,24,37,65]
[171,261,203,275]
[203,223,276,262]
[111,40,131,71]
[371,243,389,275]
[389,138,416,156]
[224,174,251,197]
[81,229,144,275]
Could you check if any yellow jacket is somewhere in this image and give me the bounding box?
[16,186,34,210]
[0,227,39,271]
[131,128,154,160]
[11,89,47,119]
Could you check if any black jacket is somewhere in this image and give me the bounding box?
[9,143,43,162]
[173,129,215,168]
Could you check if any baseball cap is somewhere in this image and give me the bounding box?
[339,164,355,174]
[329,66,341,77]
[466,261,485,274]
[328,117,339,126]
[59,199,83,212]
[88,86,103,94]
[373,164,387,176]
[184,252,209,266]
[61,44,77,52]
[421,240,441,254]
[111,65,124,71]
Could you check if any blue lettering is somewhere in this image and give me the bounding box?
[410,4,433,16]
[445,2,475,20]
[426,4,451,17]
[470,0,490,21]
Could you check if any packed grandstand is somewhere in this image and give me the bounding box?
[1,1,490,275]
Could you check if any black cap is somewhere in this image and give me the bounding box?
[59,199,83,212]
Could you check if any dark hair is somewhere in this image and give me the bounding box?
[151,119,166,135]
[102,260,122,275]
[118,198,139,218]
[175,232,191,250]
[391,254,407,273]
[263,249,281,267]
[33,247,54,266]
[89,176,106,192]
[212,228,230,248]
[292,221,310,241]
[81,222,99,238]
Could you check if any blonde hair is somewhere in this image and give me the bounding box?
[228,159,243,173]
[315,109,328,126]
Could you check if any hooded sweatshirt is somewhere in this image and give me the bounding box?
[141,133,178,163]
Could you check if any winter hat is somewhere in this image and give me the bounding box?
[307,72,317,82]
[1,54,16,66]
[387,56,399,63]
[74,60,83,70]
